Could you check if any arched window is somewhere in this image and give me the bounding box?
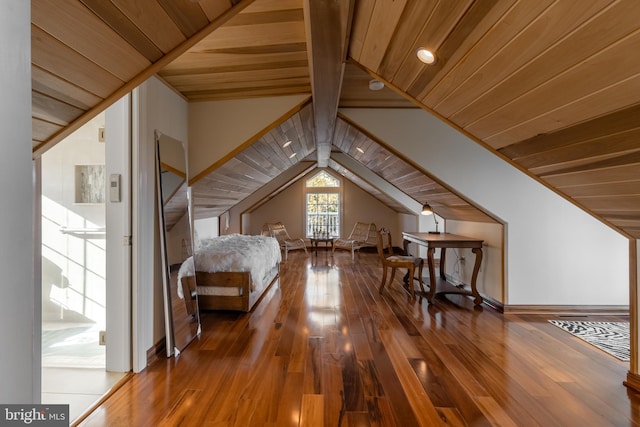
[305,170,341,238]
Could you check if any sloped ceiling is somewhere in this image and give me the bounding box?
[191,102,317,219]
[31,0,640,238]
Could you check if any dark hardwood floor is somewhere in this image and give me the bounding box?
[78,250,638,426]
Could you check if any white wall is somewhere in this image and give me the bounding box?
[0,0,35,403]
[249,176,305,237]
[341,179,399,242]
[189,95,309,179]
[105,96,132,372]
[399,214,419,240]
[342,108,628,306]
[132,77,188,372]
[194,217,219,243]
[41,113,106,325]
[41,113,105,227]
[446,220,504,302]
[248,170,399,242]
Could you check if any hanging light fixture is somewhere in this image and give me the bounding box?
[420,202,441,234]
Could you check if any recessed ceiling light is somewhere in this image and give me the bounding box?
[282,140,292,148]
[368,79,384,91]
[356,147,365,153]
[289,152,297,158]
[416,48,436,64]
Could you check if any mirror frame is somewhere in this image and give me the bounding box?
[155,131,200,357]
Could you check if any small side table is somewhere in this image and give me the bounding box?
[310,237,334,255]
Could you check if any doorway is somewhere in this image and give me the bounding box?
[39,107,130,422]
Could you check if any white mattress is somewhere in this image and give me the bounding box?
[177,234,281,299]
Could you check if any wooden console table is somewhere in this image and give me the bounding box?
[402,232,484,305]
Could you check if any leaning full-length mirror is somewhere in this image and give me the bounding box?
[155,132,200,356]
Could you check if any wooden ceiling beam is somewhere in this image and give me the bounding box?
[304,0,353,167]
[331,151,422,215]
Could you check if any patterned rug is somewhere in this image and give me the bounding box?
[549,320,629,362]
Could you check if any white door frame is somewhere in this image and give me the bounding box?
[105,95,133,372]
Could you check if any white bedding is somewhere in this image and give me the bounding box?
[177,234,281,298]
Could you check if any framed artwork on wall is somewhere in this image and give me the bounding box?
[75,164,106,204]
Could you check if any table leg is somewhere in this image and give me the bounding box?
[439,248,447,280]
[426,247,437,303]
[402,238,411,284]
[470,247,483,305]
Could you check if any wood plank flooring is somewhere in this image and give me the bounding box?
[78,251,639,426]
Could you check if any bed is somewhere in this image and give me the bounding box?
[177,233,281,312]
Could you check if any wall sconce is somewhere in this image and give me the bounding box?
[420,202,441,234]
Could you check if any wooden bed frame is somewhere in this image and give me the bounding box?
[181,264,280,312]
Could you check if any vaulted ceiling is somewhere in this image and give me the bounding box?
[31,0,640,238]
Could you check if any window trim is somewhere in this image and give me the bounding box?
[304,169,342,238]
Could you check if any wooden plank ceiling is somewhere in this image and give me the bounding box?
[31,0,640,237]
[191,102,317,219]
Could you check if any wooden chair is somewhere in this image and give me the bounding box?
[332,221,377,260]
[377,228,425,299]
[262,222,307,260]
